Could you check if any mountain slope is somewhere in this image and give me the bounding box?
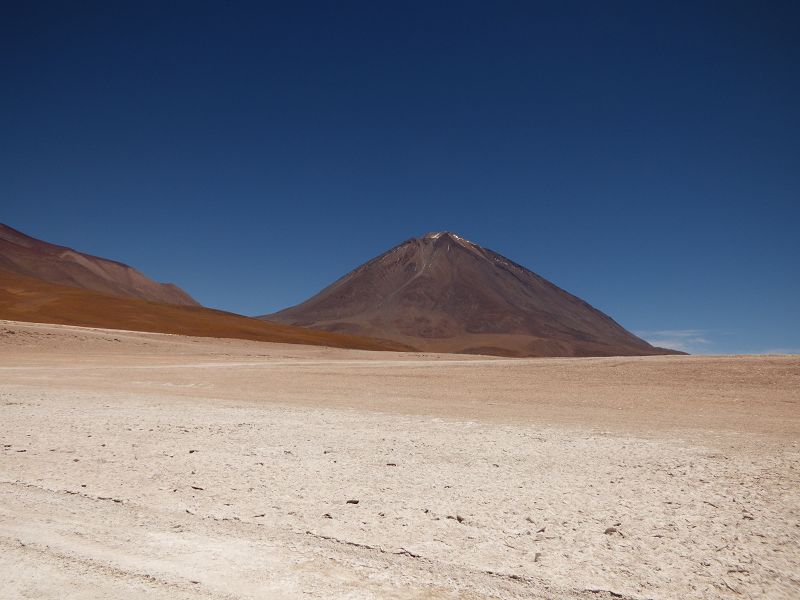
[0,268,411,351]
[0,223,198,306]
[263,232,681,357]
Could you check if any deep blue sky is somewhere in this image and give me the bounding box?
[2,1,798,354]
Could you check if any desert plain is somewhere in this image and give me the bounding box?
[0,320,798,600]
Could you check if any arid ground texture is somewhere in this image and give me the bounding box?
[1,320,797,599]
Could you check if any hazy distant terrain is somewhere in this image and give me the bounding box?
[2,321,796,599]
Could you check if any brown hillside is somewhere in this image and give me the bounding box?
[0,223,198,306]
[0,268,411,352]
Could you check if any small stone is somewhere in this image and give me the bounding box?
[447,514,464,523]
[346,499,359,505]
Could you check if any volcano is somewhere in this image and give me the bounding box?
[0,223,197,306]
[262,232,681,357]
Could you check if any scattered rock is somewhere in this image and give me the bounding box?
[346,499,359,505]
[189,449,198,454]
[447,514,465,523]
[190,485,204,491]
[322,513,332,519]
[386,463,397,466]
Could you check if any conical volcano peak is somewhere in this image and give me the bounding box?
[422,231,469,242]
[263,232,682,357]
[420,231,478,249]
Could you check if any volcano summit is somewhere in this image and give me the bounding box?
[263,232,680,357]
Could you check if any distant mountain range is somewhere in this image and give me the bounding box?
[264,232,682,357]
[0,223,408,352]
[0,223,680,356]
[0,223,197,306]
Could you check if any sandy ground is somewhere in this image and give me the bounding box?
[0,320,798,599]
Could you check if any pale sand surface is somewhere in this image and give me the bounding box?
[0,320,798,599]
